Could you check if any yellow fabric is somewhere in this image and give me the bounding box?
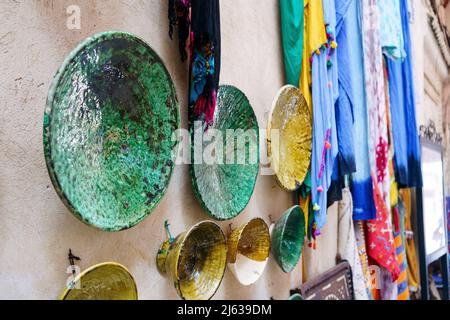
[299,0,327,111]
[300,194,310,237]
[400,189,420,294]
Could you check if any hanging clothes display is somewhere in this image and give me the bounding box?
[337,189,370,300]
[310,0,339,235]
[280,0,304,87]
[361,0,399,281]
[386,0,422,188]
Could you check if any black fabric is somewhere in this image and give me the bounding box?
[169,0,191,62]
[190,0,221,88]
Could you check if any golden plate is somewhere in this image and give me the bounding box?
[267,85,312,191]
[157,221,227,300]
[60,262,138,300]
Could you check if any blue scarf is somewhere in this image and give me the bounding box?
[386,0,422,188]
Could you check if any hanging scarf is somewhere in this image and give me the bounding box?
[310,0,339,235]
[168,0,221,128]
[393,203,411,300]
[354,221,373,299]
[361,0,399,281]
[378,0,405,60]
[337,189,370,300]
[279,0,304,87]
[328,0,360,207]
[386,0,422,188]
[349,0,376,222]
[169,0,191,62]
[401,188,420,297]
[189,0,221,128]
[299,0,328,242]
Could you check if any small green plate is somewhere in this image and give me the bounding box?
[191,85,260,221]
[271,205,306,273]
[44,31,180,231]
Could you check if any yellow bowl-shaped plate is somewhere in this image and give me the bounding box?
[165,221,227,300]
[60,262,138,300]
[267,85,312,191]
[227,218,270,285]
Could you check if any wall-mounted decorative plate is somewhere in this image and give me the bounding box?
[227,218,270,286]
[44,31,180,231]
[271,205,306,273]
[60,262,138,300]
[156,221,227,300]
[191,85,259,221]
[267,85,312,191]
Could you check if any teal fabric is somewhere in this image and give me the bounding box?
[378,0,405,59]
[279,0,304,87]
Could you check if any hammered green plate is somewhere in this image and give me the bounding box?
[191,85,259,221]
[44,31,180,231]
[271,205,306,273]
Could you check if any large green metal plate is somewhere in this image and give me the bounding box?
[191,85,259,221]
[44,31,180,231]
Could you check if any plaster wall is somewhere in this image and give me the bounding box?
[0,0,337,300]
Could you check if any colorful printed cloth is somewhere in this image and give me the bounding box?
[280,0,304,87]
[378,0,405,59]
[366,177,400,281]
[354,221,373,299]
[361,0,390,209]
[338,189,370,300]
[360,0,399,280]
[310,0,339,233]
[189,0,221,128]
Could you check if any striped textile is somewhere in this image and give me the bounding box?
[393,206,410,300]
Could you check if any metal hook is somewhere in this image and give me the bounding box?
[227,223,234,236]
[268,215,275,225]
[68,249,81,277]
[164,220,175,244]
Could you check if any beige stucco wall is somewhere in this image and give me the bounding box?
[0,0,338,300]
